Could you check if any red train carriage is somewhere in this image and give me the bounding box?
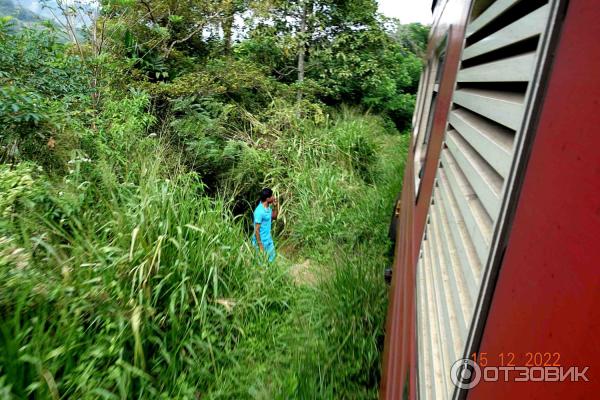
[380,0,600,398]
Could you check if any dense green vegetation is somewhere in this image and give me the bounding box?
[0,1,426,398]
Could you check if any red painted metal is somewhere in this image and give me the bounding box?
[468,1,600,398]
[380,139,415,399]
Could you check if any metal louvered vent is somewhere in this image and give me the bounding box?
[416,1,555,398]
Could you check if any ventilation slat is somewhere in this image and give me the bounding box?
[453,89,525,130]
[437,168,481,301]
[467,0,521,38]
[457,52,536,82]
[464,4,550,60]
[449,109,513,178]
[420,244,441,399]
[446,130,503,217]
[417,260,434,400]
[431,189,471,341]
[428,201,460,367]
[441,149,493,266]
[422,238,449,400]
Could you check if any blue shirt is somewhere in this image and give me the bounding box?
[252,202,273,245]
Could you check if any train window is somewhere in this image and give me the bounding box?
[414,35,448,201]
[411,64,430,149]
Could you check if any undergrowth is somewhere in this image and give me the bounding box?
[0,90,409,398]
[0,17,415,399]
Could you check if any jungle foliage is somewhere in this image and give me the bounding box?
[0,1,426,398]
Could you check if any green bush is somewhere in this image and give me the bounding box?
[0,21,91,170]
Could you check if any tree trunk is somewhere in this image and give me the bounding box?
[223,1,235,54]
[296,1,309,102]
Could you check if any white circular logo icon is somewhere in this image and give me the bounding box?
[450,358,482,389]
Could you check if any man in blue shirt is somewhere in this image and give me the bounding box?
[252,188,278,263]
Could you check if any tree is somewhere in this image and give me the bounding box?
[392,21,429,57]
[245,0,379,98]
[221,0,250,54]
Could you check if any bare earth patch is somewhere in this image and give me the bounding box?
[288,259,319,286]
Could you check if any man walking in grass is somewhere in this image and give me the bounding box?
[252,188,278,263]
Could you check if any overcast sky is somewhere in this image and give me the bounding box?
[378,0,433,24]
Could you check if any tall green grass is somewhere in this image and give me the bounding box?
[0,95,409,399]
